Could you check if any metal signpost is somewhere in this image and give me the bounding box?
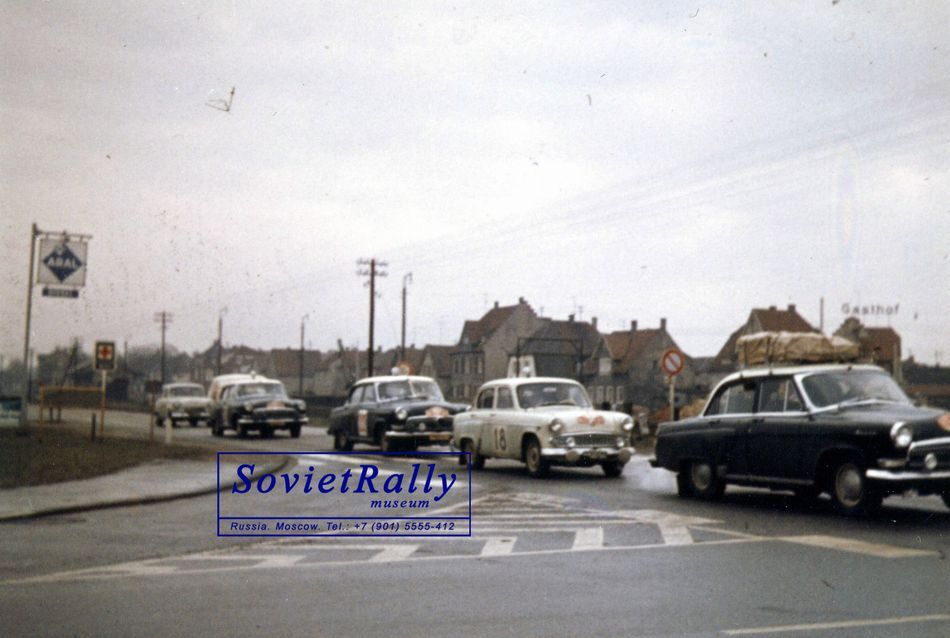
[21,224,91,429]
[95,341,115,438]
[660,348,685,421]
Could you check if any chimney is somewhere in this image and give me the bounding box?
[660,317,667,331]
[769,305,777,311]
[630,320,638,332]
[788,303,796,313]
[591,316,598,330]
[568,314,575,322]
[518,296,525,304]
[494,301,499,309]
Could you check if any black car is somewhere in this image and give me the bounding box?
[651,364,950,515]
[210,377,308,438]
[329,375,468,452]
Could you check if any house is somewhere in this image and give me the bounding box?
[902,359,950,410]
[266,348,323,396]
[419,345,454,396]
[449,298,547,401]
[711,304,817,372]
[587,318,699,413]
[834,317,902,378]
[507,315,603,380]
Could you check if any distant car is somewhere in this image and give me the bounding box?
[452,377,635,477]
[328,375,468,452]
[210,377,308,438]
[154,383,211,427]
[651,364,950,515]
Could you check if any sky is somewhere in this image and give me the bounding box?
[1,1,948,366]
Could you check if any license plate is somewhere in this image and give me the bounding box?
[429,433,451,441]
[589,449,605,460]
[269,419,288,426]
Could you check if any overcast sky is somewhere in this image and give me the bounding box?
[1,1,947,366]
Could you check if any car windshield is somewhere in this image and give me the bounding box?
[235,382,286,398]
[376,379,444,401]
[168,386,203,397]
[517,382,592,409]
[799,370,910,409]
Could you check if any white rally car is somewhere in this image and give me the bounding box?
[453,377,635,477]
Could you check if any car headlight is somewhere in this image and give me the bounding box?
[890,422,912,448]
[243,402,255,412]
[395,408,408,421]
[620,417,634,432]
[616,436,626,448]
[550,419,565,434]
[565,436,576,448]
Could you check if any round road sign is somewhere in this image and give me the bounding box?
[660,348,685,377]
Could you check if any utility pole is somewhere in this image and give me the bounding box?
[217,307,227,375]
[401,273,412,361]
[357,258,387,377]
[20,223,38,428]
[154,311,172,385]
[299,314,309,396]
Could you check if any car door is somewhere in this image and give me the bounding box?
[704,380,756,479]
[747,377,805,481]
[472,388,499,457]
[488,386,517,459]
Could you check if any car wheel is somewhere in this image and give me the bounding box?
[461,440,485,470]
[154,414,163,428]
[259,425,273,439]
[686,460,724,499]
[211,420,223,437]
[333,431,353,452]
[830,460,881,516]
[238,422,249,439]
[289,425,301,439]
[169,418,178,429]
[524,438,548,478]
[189,419,199,428]
[601,460,624,478]
[380,435,396,452]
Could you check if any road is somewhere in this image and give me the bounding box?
[2,409,949,637]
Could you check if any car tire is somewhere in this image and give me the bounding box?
[333,431,353,452]
[830,460,881,516]
[524,438,548,478]
[601,460,624,478]
[380,435,396,453]
[237,422,249,439]
[154,414,163,428]
[169,418,177,429]
[686,460,725,499]
[260,425,273,439]
[461,440,485,470]
[289,425,301,439]
[211,420,223,437]
[189,419,199,428]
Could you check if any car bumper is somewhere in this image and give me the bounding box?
[542,446,634,466]
[237,416,308,429]
[171,411,209,420]
[386,430,453,444]
[866,468,950,493]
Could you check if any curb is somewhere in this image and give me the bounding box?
[0,455,296,523]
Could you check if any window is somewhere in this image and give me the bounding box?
[497,387,513,409]
[476,388,495,409]
[707,382,755,415]
[758,378,805,413]
[596,386,604,404]
[606,386,615,403]
[476,356,484,375]
[616,386,625,403]
[347,385,363,405]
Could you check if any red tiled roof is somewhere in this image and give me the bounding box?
[605,329,662,370]
[460,305,519,344]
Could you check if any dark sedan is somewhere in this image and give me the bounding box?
[651,364,950,515]
[210,377,308,438]
[329,375,468,451]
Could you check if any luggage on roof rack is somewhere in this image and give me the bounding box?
[736,331,859,367]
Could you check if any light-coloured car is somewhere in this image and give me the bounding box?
[453,377,635,477]
[154,382,211,427]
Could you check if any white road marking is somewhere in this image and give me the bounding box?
[571,527,604,550]
[615,510,720,546]
[778,534,939,558]
[480,537,517,556]
[721,613,950,635]
[368,545,419,562]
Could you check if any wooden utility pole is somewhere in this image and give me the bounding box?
[358,258,387,377]
[401,273,412,361]
[299,314,308,396]
[153,311,172,385]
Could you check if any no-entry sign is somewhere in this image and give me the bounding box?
[661,348,684,377]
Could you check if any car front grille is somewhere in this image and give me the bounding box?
[554,433,620,447]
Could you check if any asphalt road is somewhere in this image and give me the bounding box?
[2,409,949,637]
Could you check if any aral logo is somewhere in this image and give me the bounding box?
[42,244,84,283]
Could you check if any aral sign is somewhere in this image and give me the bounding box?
[37,238,88,287]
